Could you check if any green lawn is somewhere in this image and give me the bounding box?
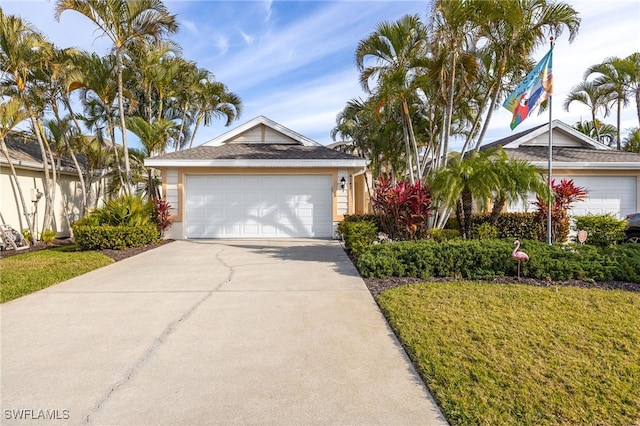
[377,282,640,426]
[0,247,113,303]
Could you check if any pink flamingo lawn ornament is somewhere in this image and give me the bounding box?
[512,240,529,280]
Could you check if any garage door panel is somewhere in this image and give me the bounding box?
[186,175,332,238]
[511,176,637,218]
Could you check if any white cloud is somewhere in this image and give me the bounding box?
[239,30,254,45]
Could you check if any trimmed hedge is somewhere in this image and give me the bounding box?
[338,221,378,257]
[337,215,380,257]
[357,239,640,283]
[472,213,545,241]
[573,214,627,247]
[73,224,160,250]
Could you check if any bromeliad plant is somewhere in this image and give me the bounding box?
[372,176,432,240]
[535,178,588,243]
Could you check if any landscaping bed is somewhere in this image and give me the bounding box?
[364,275,640,297]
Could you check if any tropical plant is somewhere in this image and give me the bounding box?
[534,178,588,243]
[355,14,427,183]
[563,81,611,142]
[152,197,172,235]
[55,0,178,192]
[585,55,635,149]
[371,175,432,241]
[469,0,580,152]
[572,119,618,146]
[429,150,498,238]
[622,127,640,153]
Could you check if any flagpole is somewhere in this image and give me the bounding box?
[547,37,555,245]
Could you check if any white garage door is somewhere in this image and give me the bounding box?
[185,175,333,238]
[558,176,637,218]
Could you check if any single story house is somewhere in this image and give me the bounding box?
[1,132,108,238]
[145,116,369,239]
[482,120,640,218]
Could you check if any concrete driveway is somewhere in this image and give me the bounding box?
[1,240,448,425]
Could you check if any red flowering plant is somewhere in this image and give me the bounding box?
[152,198,173,236]
[534,178,587,243]
[371,176,432,240]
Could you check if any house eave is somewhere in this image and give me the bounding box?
[529,161,640,170]
[144,159,368,168]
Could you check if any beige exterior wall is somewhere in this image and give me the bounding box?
[1,165,107,237]
[160,166,365,239]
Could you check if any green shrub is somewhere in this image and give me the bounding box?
[473,213,545,241]
[356,239,638,283]
[427,228,460,242]
[72,224,160,250]
[573,214,627,247]
[339,221,378,257]
[473,222,499,240]
[91,194,154,227]
[40,228,57,244]
[606,244,640,282]
[340,214,381,227]
[21,229,33,244]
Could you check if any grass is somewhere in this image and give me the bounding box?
[0,246,114,303]
[377,281,640,426]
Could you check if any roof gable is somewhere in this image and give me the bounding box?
[202,116,320,147]
[482,120,611,151]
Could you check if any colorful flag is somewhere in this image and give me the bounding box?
[503,47,554,130]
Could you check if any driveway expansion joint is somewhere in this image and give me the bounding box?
[84,248,234,423]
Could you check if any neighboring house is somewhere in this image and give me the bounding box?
[145,116,368,239]
[483,120,640,218]
[0,132,108,238]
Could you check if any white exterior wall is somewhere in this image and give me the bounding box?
[1,165,106,237]
[336,168,349,216]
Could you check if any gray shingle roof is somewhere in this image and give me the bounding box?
[1,132,85,170]
[149,143,363,161]
[505,146,640,164]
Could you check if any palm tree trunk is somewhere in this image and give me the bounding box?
[1,137,35,238]
[176,100,190,152]
[189,115,203,149]
[441,50,457,167]
[403,100,422,181]
[62,101,89,216]
[29,114,53,241]
[616,98,622,150]
[116,49,132,194]
[461,189,473,239]
[106,113,126,192]
[401,117,415,185]
[474,63,506,152]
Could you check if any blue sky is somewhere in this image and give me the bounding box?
[2,0,640,151]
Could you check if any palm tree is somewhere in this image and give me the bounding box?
[55,0,178,192]
[471,0,580,151]
[355,14,428,183]
[429,150,498,238]
[573,119,617,147]
[70,52,125,189]
[0,98,35,238]
[586,56,632,150]
[488,148,544,224]
[563,80,611,142]
[188,80,242,149]
[1,10,59,236]
[622,128,640,153]
[428,0,479,166]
